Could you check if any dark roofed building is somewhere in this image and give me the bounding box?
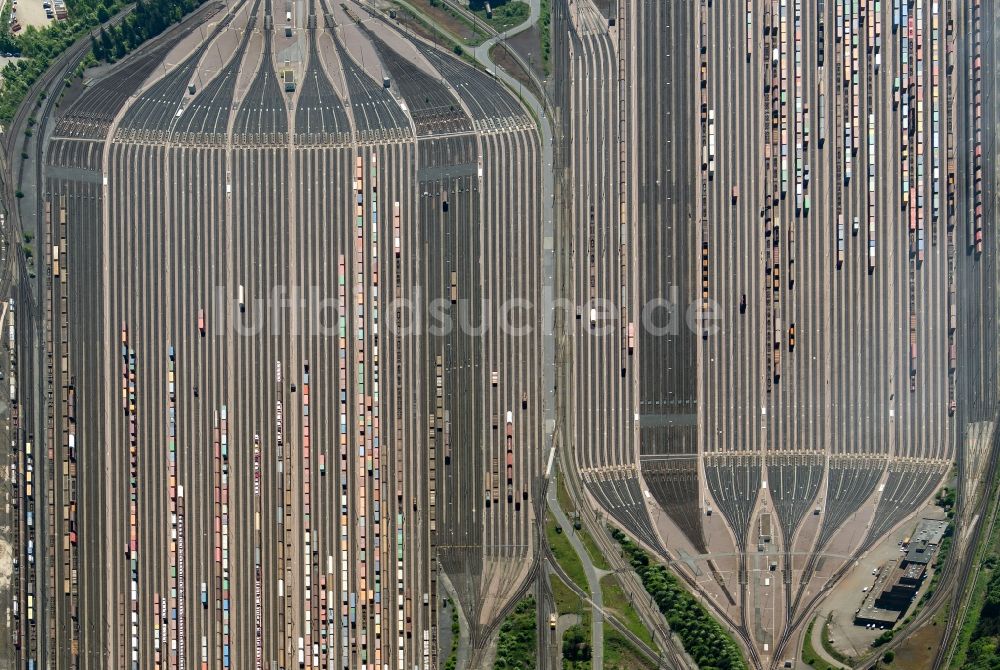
[905,539,934,565]
[904,518,949,565]
[856,519,949,627]
[875,561,926,611]
[913,518,949,546]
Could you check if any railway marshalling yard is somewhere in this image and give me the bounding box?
[3,0,996,668]
[565,0,991,667]
[19,0,545,668]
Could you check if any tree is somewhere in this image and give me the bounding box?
[98,26,113,59]
[111,24,127,59]
[882,649,895,664]
[562,624,591,662]
[872,629,895,647]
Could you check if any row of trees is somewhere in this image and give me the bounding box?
[90,0,202,62]
[611,528,747,670]
[443,602,460,670]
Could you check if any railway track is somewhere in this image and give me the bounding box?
[670,550,763,670]
[848,431,1000,670]
[934,450,1000,670]
[773,417,1000,668]
[927,428,1000,670]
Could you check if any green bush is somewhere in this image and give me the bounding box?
[872,629,894,647]
[936,487,956,514]
[967,636,1000,670]
[474,0,529,32]
[562,623,591,663]
[493,596,537,670]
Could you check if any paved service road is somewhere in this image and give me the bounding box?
[545,478,604,669]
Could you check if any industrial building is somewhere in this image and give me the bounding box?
[855,519,949,627]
